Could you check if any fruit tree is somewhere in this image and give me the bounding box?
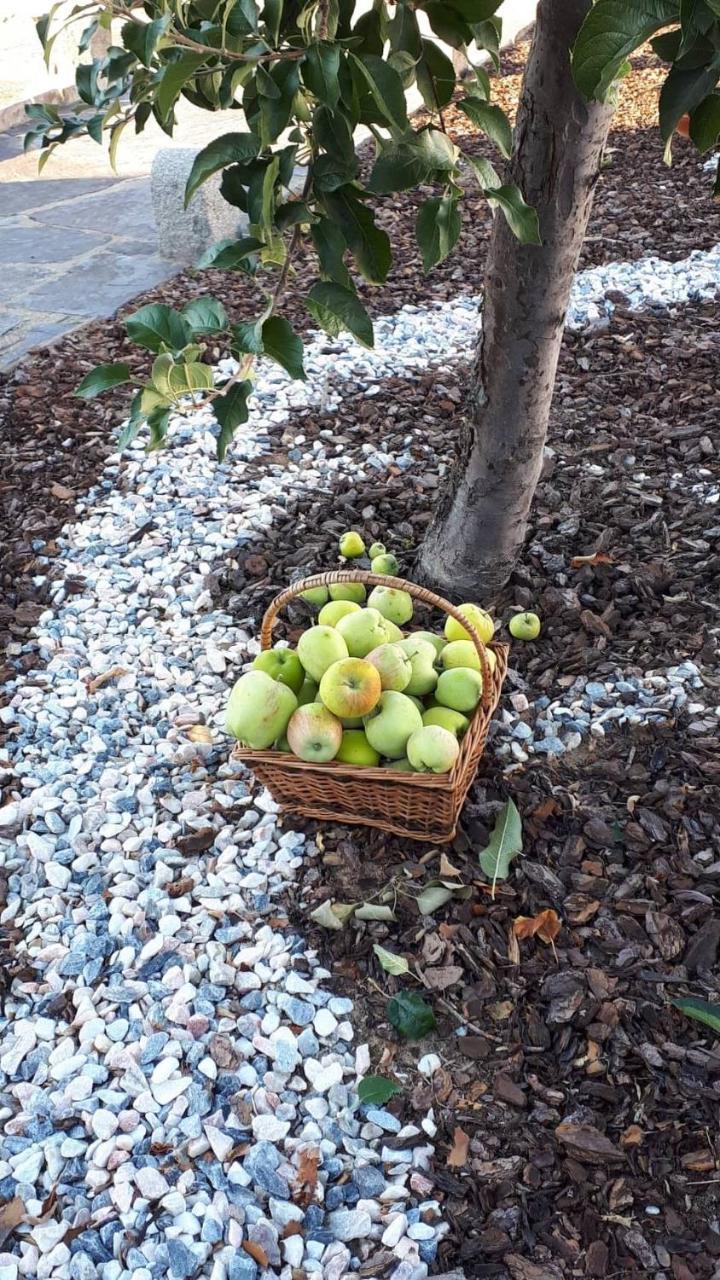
[31,0,720,595]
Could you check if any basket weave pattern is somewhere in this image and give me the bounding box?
[232,570,508,842]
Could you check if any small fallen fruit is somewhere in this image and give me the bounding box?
[509,611,541,641]
[371,552,399,575]
[339,531,365,558]
[369,542,386,559]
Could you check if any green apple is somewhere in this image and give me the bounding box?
[287,703,342,762]
[299,585,329,607]
[410,630,446,657]
[371,552,399,575]
[329,582,366,604]
[252,646,305,693]
[509,611,541,640]
[441,639,495,675]
[407,725,460,774]
[318,599,361,627]
[398,636,438,697]
[275,733,291,753]
[336,729,380,767]
[444,603,495,645]
[319,657,382,719]
[422,706,469,737]
[339,531,365,558]
[381,618,404,642]
[366,643,412,692]
[386,757,414,771]
[436,667,483,713]
[364,690,422,758]
[226,671,297,750]
[407,695,425,712]
[297,677,319,706]
[297,625,349,682]
[367,586,413,626]
[336,607,390,658]
[369,542,386,559]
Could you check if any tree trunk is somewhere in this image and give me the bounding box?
[417,0,615,599]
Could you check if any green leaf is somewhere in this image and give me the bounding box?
[306,281,374,348]
[416,884,455,915]
[467,154,501,189]
[572,0,680,101]
[311,218,353,289]
[387,991,437,1040]
[659,57,720,139]
[117,389,145,450]
[157,53,207,123]
[196,236,264,270]
[389,3,422,58]
[373,944,410,975]
[182,297,229,334]
[448,0,502,17]
[416,195,461,271]
[75,362,132,399]
[352,54,409,132]
[424,1,472,48]
[214,381,251,461]
[416,38,456,112]
[689,91,720,149]
[122,15,170,67]
[485,182,541,244]
[368,140,433,194]
[322,187,391,283]
[146,407,171,452]
[458,98,513,158]
[357,1075,402,1106]
[355,902,396,921]
[478,799,523,896]
[126,304,192,353]
[184,132,260,206]
[673,997,720,1033]
[166,361,215,398]
[303,43,341,107]
[263,0,284,42]
[231,319,265,355]
[261,316,306,380]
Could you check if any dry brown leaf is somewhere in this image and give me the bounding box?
[185,724,213,743]
[513,909,562,945]
[531,798,559,822]
[439,853,462,879]
[51,481,75,501]
[438,922,460,939]
[620,1124,645,1149]
[507,927,521,966]
[87,665,128,693]
[0,1197,26,1248]
[447,1126,470,1168]
[295,1147,320,1190]
[167,877,195,899]
[243,1241,269,1267]
[283,1220,303,1238]
[570,551,613,569]
[422,964,464,990]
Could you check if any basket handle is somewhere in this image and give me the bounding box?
[260,569,493,710]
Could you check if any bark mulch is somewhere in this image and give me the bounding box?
[217,296,720,1279]
[1,43,719,687]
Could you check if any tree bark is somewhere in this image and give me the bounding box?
[417,0,615,599]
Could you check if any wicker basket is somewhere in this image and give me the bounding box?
[232,570,508,843]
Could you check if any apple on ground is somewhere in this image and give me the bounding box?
[422,706,470,737]
[287,703,342,762]
[398,636,438,697]
[252,645,305,693]
[339,531,365,558]
[441,639,496,675]
[226,671,297,750]
[299,585,329,606]
[444,603,495,645]
[318,599,361,627]
[371,552,399,575]
[336,607,390,658]
[366,643,412,691]
[364,690,422,758]
[407,725,460,773]
[369,542,386,559]
[436,667,483,713]
[319,657,381,718]
[297,677,319,706]
[367,586,413,626]
[329,582,366,604]
[509,611,541,640]
[335,729,380,766]
[410,630,446,656]
[297,626,349,682]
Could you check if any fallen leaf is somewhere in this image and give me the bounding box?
[447,1126,470,1168]
[508,927,521,966]
[355,903,396,922]
[513,909,562,945]
[87,665,128,693]
[530,797,559,822]
[372,944,409,976]
[620,1124,645,1149]
[185,724,213,743]
[357,1075,401,1106]
[243,1242,269,1267]
[167,877,195,899]
[294,1146,320,1201]
[0,1197,25,1248]
[309,900,357,929]
[422,964,464,990]
[439,852,462,878]
[51,481,75,501]
[416,884,455,915]
[283,1220,303,1237]
[570,551,613,569]
[478,799,523,896]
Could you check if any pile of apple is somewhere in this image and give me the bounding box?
[226,535,540,775]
